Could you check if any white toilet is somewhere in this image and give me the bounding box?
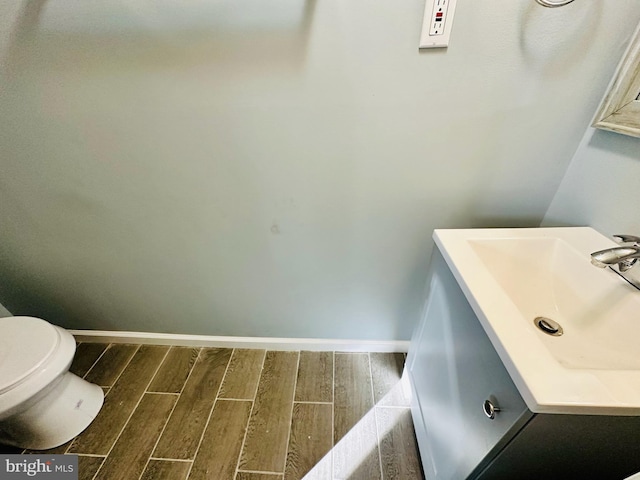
[0,316,104,450]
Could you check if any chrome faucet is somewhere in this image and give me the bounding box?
[590,235,640,290]
[591,235,640,271]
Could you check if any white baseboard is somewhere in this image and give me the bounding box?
[69,329,409,353]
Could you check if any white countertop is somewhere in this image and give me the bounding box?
[434,227,640,415]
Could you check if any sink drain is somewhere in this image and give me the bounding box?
[534,317,563,336]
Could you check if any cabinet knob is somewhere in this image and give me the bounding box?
[483,399,501,420]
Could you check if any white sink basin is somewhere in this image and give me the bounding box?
[434,227,640,415]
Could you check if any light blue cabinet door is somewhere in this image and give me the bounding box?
[407,248,532,480]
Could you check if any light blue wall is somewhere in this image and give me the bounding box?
[543,128,640,235]
[1,1,639,340]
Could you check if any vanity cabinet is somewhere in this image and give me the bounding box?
[407,246,640,480]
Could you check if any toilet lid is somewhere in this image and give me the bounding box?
[0,316,62,394]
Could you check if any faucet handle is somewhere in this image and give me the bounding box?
[613,234,640,246]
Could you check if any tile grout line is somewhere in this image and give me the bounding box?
[87,459,106,480]
[92,345,139,389]
[142,391,180,396]
[233,349,268,479]
[245,349,266,401]
[81,343,110,382]
[281,351,301,477]
[184,347,236,480]
[148,457,193,463]
[65,343,142,456]
[368,352,384,480]
[90,345,171,480]
[293,400,333,405]
[213,397,256,402]
[138,347,203,480]
[216,348,265,403]
[237,468,284,475]
[99,344,141,389]
[145,346,203,396]
[332,351,336,480]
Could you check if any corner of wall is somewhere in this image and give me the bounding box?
[0,301,13,317]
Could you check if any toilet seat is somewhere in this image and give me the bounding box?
[0,317,62,395]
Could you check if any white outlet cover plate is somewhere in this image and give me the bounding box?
[419,0,458,49]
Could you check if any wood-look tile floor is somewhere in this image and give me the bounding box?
[1,343,424,480]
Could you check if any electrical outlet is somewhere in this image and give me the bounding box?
[419,0,458,49]
[429,0,449,36]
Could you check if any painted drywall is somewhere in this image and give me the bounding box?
[543,127,640,233]
[1,1,639,339]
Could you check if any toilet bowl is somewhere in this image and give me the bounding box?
[0,316,104,450]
